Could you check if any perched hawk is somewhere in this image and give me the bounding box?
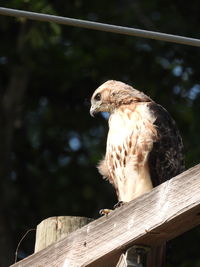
[90,80,184,204]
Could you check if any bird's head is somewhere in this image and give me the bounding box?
[90,80,152,117]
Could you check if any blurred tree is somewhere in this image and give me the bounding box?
[0,0,199,266]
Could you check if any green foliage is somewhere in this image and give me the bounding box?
[0,0,200,266]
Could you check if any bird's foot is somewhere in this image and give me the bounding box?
[114,201,125,209]
[99,208,113,216]
[99,201,125,216]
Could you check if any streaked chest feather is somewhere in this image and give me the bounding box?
[105,104,157,201]
[107,104,156,153]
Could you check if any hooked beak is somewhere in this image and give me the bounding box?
[90,105,96,117]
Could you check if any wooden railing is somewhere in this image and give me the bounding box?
[10,164,200,267]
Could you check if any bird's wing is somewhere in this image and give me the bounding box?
[148,103,185,187]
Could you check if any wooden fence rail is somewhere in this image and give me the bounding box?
[10,164,200,267]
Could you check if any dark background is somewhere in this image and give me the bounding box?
[0,0,200,266]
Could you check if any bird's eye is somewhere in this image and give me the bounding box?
[94,93,101,101]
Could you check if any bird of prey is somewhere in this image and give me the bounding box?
[90,80,184,206]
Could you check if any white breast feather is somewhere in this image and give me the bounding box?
[106,104,156,202]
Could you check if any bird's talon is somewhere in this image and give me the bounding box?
[114,201,124,209]
[99,209,113,216]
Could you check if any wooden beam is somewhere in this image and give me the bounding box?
[11,164,200,267]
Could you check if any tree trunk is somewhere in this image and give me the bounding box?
[0,65,29,267]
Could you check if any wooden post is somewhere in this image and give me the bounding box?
[116,245,150,267]
[34,216,93,253]
[146,244,166,267]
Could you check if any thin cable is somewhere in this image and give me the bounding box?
[14,228,36,263]
[0,7,200,47]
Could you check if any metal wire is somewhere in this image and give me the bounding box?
[0,7,200,47]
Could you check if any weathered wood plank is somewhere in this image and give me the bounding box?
[11,164,200,267]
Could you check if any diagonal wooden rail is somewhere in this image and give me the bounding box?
[11,164,200,267]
